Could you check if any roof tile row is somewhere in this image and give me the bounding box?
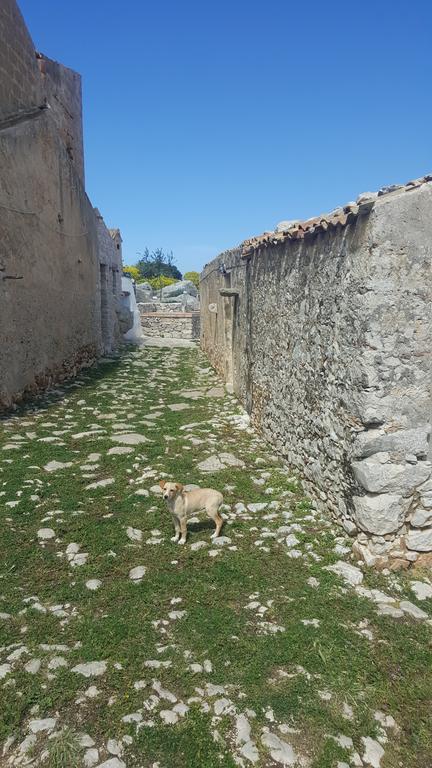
[241,174,432,257]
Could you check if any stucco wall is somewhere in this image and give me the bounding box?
[200,181,432,567]
[0,0,104,409]
[95,212,124,353]
[0,0,43,121]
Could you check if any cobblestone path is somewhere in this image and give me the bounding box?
[1,345,431,767]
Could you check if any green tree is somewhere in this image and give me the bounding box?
[136,248,182,281]
[184,271,200,289]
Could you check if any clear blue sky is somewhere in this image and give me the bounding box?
[20,0,431,274]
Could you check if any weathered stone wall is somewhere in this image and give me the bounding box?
[37,54,85,183]
[201,180,432,567]
[140,312,200,340]
[0,0,44,121]
[94,212,125,352]
[0,0,126,409]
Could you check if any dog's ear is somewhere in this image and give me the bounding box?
[175,483,184,492]
[159,480,166,489]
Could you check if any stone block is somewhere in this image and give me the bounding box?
[352,427,430,460]
[353,494,409,535]
[405,527,432,552]
[352,453,431,495]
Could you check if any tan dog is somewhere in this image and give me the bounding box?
[159,481,224,545]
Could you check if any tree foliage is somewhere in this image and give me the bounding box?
[184,271,200,289]
[136,248,182,281]
[123,265,141,282]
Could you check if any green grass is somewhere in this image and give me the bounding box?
[0,345,431,767]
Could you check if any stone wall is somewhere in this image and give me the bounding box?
[94,212,126,352]
[140,311,200,340]
[0,0,126,410]
[37,54,85,183]
[200,177,432,568]
[0,0,43,122]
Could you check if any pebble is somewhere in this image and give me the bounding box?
[86,579,102,591]
[129,566,146,582]
[37,528,56,540]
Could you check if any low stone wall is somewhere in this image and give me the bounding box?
[200,177,432,569]
[140,312,200,340]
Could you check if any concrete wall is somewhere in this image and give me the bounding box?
[200,179,432,568]
[0,0,126,409]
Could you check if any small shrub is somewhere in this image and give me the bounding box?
[46,728,80,768]
[184,271,200,289]
[123,265,141,282]
[147,275,178,290]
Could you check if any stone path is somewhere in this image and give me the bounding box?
[0,345,431,767]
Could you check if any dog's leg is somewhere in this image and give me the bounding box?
[178,516,187,545]
[171,515,180,542]
[210,511,224,539]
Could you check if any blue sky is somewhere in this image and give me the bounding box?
[20,0,431,274]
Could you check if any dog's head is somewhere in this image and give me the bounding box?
[159,480,183,501]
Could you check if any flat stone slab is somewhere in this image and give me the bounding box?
[197,453,245,472]
[44,460,73,472]
[107,446,133,455]
[85,478,114,490]
[110,433,149,445]
[325,561,363,587]
[72,661,107,677]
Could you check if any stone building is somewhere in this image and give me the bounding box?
[0,0,130,410]
[200,176,432,568]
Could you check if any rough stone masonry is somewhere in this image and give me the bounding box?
[200,176,432,568]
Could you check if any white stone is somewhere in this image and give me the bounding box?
[399,600,428,620]
[37,528,56,540]
[107,739,123,756]
[261,731,298,765]
[25,658,41,674]
[107,446,133,455]
[353,494,408,535]
[84,748,99,767]
[353,454,430,495]
[72,661,107,677]
[86,579,102,591]
[95,760,126,768]
[159,709,179,724]
[410,580,432,601]
[190,541,208,551]
[129,566,146,581]
[126,526,143,542]
[44,460,73,472]
[86,478,114,490]
[406,527,432,551]
[0,663,11,679]
[247,503,267,513]
[411,507,432,527]
[28,718,57,733]
[325,561,363,586]
[111,433,149,445]
[361,736,385,767]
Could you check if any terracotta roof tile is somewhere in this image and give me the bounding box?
[241,173,431,257]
